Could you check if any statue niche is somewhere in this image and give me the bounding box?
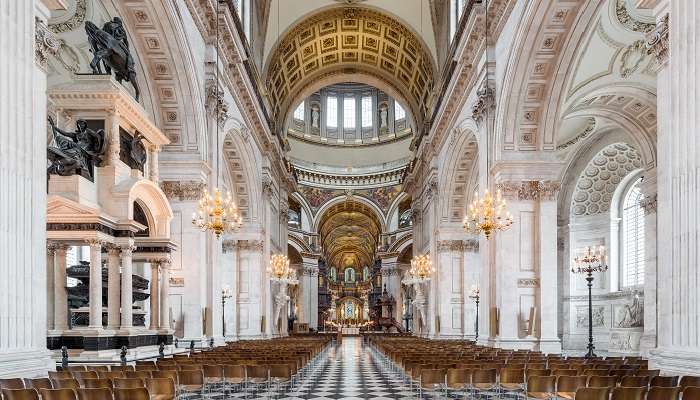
[85,17,140,101]
[47,117,107,181]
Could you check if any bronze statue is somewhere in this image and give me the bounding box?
[85,17,140,101]
[129,132,147,171]
[47,117,107,180]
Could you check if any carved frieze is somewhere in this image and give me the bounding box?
[238,240,264,253]
[615,0,655,33]
[169,277,185,287]
[437,240,465,253]
[35,17,60,71]
[646,13,669,71]
[160,180,207,201]
[497,180,561,201]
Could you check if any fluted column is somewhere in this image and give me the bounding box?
[87,240,103,329]
[149,262,160,330]
[119,245,134,329]
[159,258,171,330]
[46,242,57,330]
[148,145,160,183]
[54,244,69,330]
[107,246,121,329]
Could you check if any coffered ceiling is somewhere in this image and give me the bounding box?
[317,200,381,269]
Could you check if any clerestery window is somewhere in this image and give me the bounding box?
[621,178,644,288]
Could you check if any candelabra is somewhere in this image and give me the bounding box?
[571,246,608,358]
[469,285,480,342]
[221,285,233,338]
[463,189,514,240]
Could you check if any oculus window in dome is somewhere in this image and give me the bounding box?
[287,83,411,146]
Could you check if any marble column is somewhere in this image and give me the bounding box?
[160,258,171,330]
[149,262,160,330]
[87,240,103,329]
[300,256,319,329]
[148,145,160,183]
[46,243,57,331]
[119,245,134,329]
[538,184,562,353]
[0,0,55,376]
[106,246,121,330]
[435,240,466,338]
[648,1,700,372]
[53,244,69,331]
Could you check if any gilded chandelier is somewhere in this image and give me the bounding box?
[270,254,291,280]
[410,254,434,280]
[571,246,608,274]
[191,188,243,238]
[463,189,513,240]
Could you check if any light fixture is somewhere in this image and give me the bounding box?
[462,0,513,240]
[221,285,233,338]
[468,284,480,342]
[191,0,243,238]
[571,245,608,358]
[270,254,290,280]
[463,189,514,239]
[192,188,243,238]
[410,254,434,280]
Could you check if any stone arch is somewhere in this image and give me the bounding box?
[439,128,479,223]
[223,124,261,224]
[109,178,173,238]
[313,195,387,233]
[264,6,436,132]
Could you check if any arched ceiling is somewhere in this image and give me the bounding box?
[265,6,435,132]
[317,200,381,269]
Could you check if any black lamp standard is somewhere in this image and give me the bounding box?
[571,246,608,358]
[221,286,232,339]
[469,285,480,342]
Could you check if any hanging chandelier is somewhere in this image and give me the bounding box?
[571,246,608,274]
[410,254,434,280]
[191,188,243,238]
[463,189,513,240]
[191,0,244,238]
[270,254,290,280]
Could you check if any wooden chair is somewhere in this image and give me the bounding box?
[51,380,79,390]
[75,388,112,400]
[71,372,98,382]
[472,368,498,396]
[145,378,176,400]
[244,366,268,394]
[499,368,526,397]
[176,370,204,395]
[111,379,143,390]
[620,376,650,388]
[150,371,178,386]
[647,387,681,400]
[48,372,73,381]
[588,376,618,388]
[85,366,110,372]
[650,376,679,387]
[113,388,149,400]
[680,377,700,390]
[96,372,123,381]
[1,389,38,400]
[222,365,245,395]
[554,369,580,377]
[123,372,150,381]
[556,375,589,400]
[202,365,224,387]
[23,379,52,391]
[110,366,134,373]
[38,389,77,400]
[78,379,112,390]
[636,370,661,377]
[526,375,556,399]
[0,379,25,390]
[682,387,700,400]
[268,364,292,397]
[611,387,647,400]
[445,368,470,397]
[419,369,446,399]
[575,387,612,400]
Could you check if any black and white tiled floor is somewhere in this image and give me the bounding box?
[194,337,417,399]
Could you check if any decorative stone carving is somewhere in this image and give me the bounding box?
[160,180,207,201]
[238,240,264,253]
[576,305,605,328]
[620,40,648,78]
[639,193,657,215]
[556,118,596,151]
[517,278,540,288]
[302,266,319,276]
[49,0,87,33]
[169,277,184,287]
[571,143,642,216]
[497,181,561,201]
[616,295,644,328]
[646,13,669,71]
[437,240,465,253]
[380,267,400,277]
[35,17,60,71]
[463,239,479,253]
[424,178,438,201]
[615,0,655,33]
[206,81,229,127]
[471,81,495,123]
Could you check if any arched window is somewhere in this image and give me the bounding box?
[343,97,355,129]
[293,102,304,120]
[326,96,338,128]
[621,178,644,288]
[450,0,468,40]
[361,96,372,127]
[394,101,406,120]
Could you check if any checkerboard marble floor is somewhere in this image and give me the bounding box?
[197,336,417,399]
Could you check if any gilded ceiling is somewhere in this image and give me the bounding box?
[317,200,381,269]
[265,7,435,131]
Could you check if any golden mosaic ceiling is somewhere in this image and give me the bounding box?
[266,7,435,129]
[318,201,381,269]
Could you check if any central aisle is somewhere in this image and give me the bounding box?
[288,336,414,399]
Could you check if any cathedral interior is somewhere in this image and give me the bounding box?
[0,0,698,398]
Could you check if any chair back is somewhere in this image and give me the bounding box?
[682,387,700,400]
[611,387,647,400]
[111,379,144,389]
[151,371,178,386]
[1,389,39,400]
[557,375,588,393]
[76,388,112,400]
[528,369,552,378]
[650,376,679,387]
[51,380,79,390]
[588,376,618,388]
[223,365,245,380]
[113,388,149,400]
[647,387,681,400]
[446,369,470,388]
[110,366,134,372]
[38,389,77,400]
[420,369,446,388]
[124,372,151,381]
[0,379,25,390]
[97,372,124,381]
[245,366,268,380]
[680,377,700,390]
[636,370,661,377]
[177,370,204,386]
[554,369,579,377]
[71,372,98,382]
[145,378,175,400]
[23,379,52,391]
[472,368,497,384]
[575,387,612,400]
[620,376,650,388]
[48,372,73,381]
[85,366,109,372]
[67,366,87,372]
[527,375,556,395]
[79,379,112,389]
[268,364,291,380]
[501,368,525,384]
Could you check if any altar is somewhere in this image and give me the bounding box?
[341,327,360,335]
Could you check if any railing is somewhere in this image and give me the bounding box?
[56,338,218,369]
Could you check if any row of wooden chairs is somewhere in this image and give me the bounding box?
[0,382,173,400]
